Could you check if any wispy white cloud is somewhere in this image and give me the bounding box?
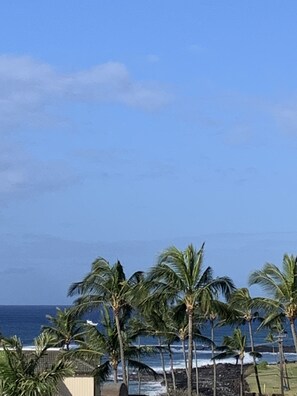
[0,141,80,201]
[0,55,170,131]
[0,55,171,200]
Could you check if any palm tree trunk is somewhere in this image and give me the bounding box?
[240,358,244,396]
[278,334,285,396]
[182,338,188,373]
[193,341,199,396]
[114,311,128,385]
[284,359,290,390]
[95,357,102,396]
[138,337,142,395]
[248,320,262,395]
[114,368,118,383]
[168,343,176,392]
[187,309,193,396]
[159,337,168,392]
[210,320,216,396]
[290,319,297,353]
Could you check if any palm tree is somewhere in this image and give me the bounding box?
[64,324,108,396]
[261,314,286,355]
[228,288,262,395]
[175,302,213,396]
[213,328,247,396]
[147,243,234,396]
[126,277,165,393]
[201,298,233,396]
[69,308,158,386]
[177,319,189,372]
[168,304,189,375]
[97,307,124,383]
[249,254,297,352]
[68,258,142,385]
[0,332,74,396]
[171,304,214,396]
[130,301,171,393]
[258,315,289,392]
[214,328,261,396]
[42,307,86,350]
[148,305,178,393]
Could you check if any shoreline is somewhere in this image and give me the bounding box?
[134,364,253,396]
[134,347,297,396]
[247,344,296,353]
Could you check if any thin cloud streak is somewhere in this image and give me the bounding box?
[0,55,171,131]
[0,141,80,201]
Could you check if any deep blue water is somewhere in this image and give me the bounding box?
[0,305,70,344]
[1,305,297,396]
[0,305,296,372]
[0,305,295,348]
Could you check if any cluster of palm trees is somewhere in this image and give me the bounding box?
[1,244,297,396]
[0,332,74,396]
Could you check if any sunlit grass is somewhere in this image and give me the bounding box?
[246,362,297,395]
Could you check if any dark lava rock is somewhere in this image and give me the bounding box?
[167,364,251,396]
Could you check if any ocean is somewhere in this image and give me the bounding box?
[0,305,296,395]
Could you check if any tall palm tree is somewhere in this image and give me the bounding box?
[259,316,289,392]
[201,298,233,396]
[103,306,158,383]
[213,328,247,396]
[98,307,124,383]
[149,305,178,393]
[130,301,172,393]
[178,321,189,372]
[260,313,286,355]
[0,332,74,396]
[249,254,297,352]
[64,324,108,396]
[69,309,158,386]
[68,258,142,385]
[169,304,189,373]
[228,288,262,395]
[147,243,234,396]
[176,302,213,396]
[42,307,86,350]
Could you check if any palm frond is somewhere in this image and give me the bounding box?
[127,359,160,379]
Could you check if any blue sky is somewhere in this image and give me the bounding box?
[1,1,297,304]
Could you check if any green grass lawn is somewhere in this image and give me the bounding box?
[246,362,297,395]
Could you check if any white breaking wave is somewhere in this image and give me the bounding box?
[149,355,255,373]
[129,381,166,396]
